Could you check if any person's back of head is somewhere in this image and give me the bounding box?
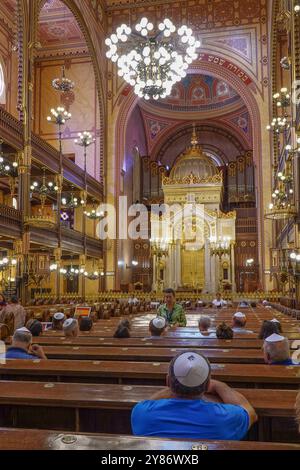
[120,318,131,330]
[12,327,32,349]
[149,317,166,336]
[113,323,130,338]
[63,318,79,337]
[198,315,211,332]
[26,319,42,337]
[263,334,290,364]
[167,351,211,398]
[216,322,234,339]
[10,296,18,304]
[79,316,93,332]
[258,320,280,340]
[232,312,247,328]
[52,312,65,330]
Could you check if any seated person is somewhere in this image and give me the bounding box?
[198,316,215,337]
[212,293,227,309]
[4,327,47,359]
[263,333,296,365]
[238,300,250,308]
[158,288,187,327]
[63,318,79,337]
[79,316,93,332]
[131,351,257,440]
[258,320,281,340]
[26,319,43,337]
[270,318,282,333]
[52,312,65,331]
[216,322,234,340]
[232,312,253,334]
[113,319,131,338]
[3,296,26,331]
[149,317,167,337]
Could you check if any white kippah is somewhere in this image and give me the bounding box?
[234,312,246,318]
[152,317,166,329]
[54,312,65,320]
[173,352,210,388]
[271,318,280,323]
[265,333,285,343]
[16,327,31,334]
[63,318,77,331]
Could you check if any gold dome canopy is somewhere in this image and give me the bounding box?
[170,127,218,181]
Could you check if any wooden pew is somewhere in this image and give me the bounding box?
[0,381,297,441]
[34,336,266,349]
[0,428,299,450]
[41,328,300,340]
[40,345,268,363]
[0,359,299,388]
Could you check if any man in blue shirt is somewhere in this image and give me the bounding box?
[263,333,298,365]
[131,351,257,440]
[4,327,47,360]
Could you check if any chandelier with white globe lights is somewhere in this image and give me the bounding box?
[105,17,200,100]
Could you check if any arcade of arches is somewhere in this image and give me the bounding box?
[0,0,299,305]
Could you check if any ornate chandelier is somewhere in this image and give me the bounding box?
[61,190,85,209]
[30,168,58,207]
[52,66,74,93]
[105,17,200,100]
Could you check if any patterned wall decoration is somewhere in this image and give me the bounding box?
[37,0,87,57]
[146,74,242,112]
[0,0,18,118]
[222,109,252,147]
[107,0,268,111]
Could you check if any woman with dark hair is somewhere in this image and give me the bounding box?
[258,320,281,340]
[26,319,43,337]
[216,322,234,340]
[113,319,131,338]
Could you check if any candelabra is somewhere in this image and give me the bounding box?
[150,237,170,292]
[74,131,98,213]
[30,168,58,207]
[47,106,71,154]
[210,237,233,291]
[52,66,75,93]
[84,202,104,220]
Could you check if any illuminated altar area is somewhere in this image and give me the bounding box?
[151,129,236,293]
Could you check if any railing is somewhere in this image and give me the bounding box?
[61,227,84,243]
[0,108,23,148]
[0,204,22,223]
[86,235,103,255]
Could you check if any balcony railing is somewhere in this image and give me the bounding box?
[0,109,103,200]
[0,204,22,223]
[0,108,23,149]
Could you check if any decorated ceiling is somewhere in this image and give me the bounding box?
[144,74,242,113]
[130,73,252,162]
[37,0,87,55]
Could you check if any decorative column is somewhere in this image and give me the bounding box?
[175,240,181,288]
[230,242,236,292]
[204,239,211,293]
[152,254,156,291]
[80,254,86,301]
[17,0,40,304]
[53,248,61,300]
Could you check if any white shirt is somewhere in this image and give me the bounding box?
[212,299,227,308]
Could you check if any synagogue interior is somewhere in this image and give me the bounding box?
[0,0,299,453]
